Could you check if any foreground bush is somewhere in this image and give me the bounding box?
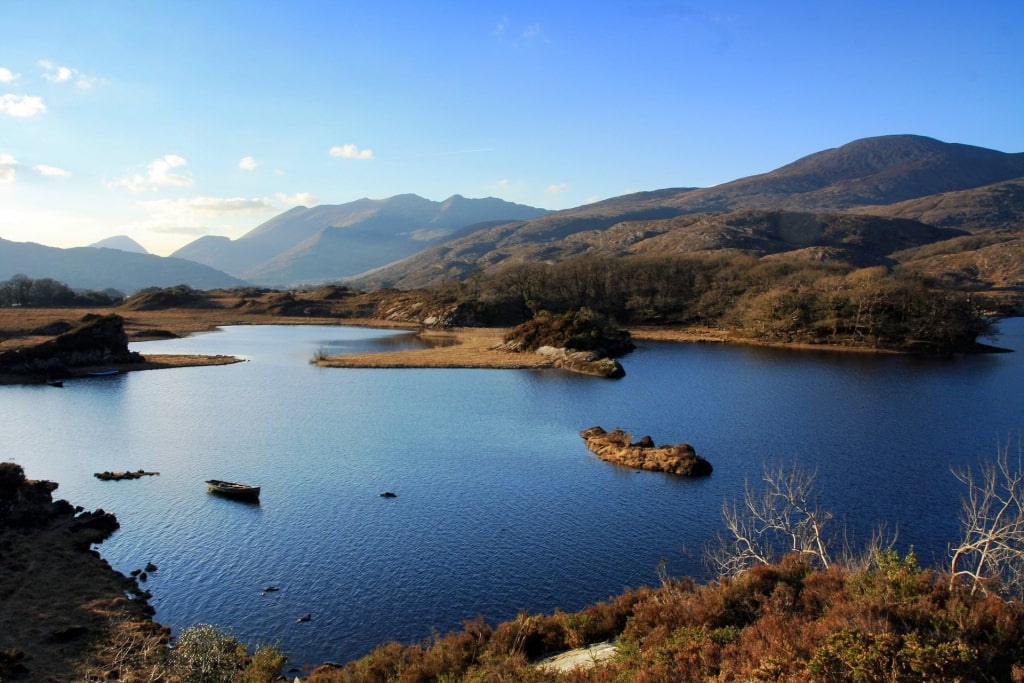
[300,556,1024,682]
[164,623,286,683]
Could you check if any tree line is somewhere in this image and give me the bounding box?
[455,253,997,352]
[0,274,122,307]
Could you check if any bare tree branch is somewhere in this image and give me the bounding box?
[949,438,1024,597]
[706,461,835,577]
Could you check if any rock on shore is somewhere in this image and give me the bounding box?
[0,463,169,681]
[579,426,712,476]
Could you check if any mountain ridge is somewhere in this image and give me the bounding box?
[0,238,245,293]
[353,135,1024,289]
[171,193,551,285]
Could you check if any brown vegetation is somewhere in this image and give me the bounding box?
[579,426,712,476]
[298,554,1024,682]
[0,463,170,682]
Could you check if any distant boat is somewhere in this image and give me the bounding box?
[205,479,261,501]
[45,379,64,387]
[87,369,120,376]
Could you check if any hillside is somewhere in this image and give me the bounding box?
[171,193,549,285]
[0,238,245,293]
[354,135,1024,290]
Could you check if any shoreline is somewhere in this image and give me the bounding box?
[2,304,1011,382]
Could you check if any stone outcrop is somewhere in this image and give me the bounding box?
[0,314,143,376]
[535,346,626,378]
[580,426,713,476]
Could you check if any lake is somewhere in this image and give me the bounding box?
[3,318,1023,669]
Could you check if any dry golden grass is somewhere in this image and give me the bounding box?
[316,328,556,369]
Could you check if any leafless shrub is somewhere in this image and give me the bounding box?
[949,438,1024,597]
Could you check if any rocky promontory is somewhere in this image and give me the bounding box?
[0,313,143,378]
[0,462,168,681]
[580,426,713,476]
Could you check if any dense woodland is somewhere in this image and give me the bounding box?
[457,254,1000,353]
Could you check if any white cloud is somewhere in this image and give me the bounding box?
[0,67,18,83]
[34,164,71,177]
[523,23,543,40]
[109,154,194,192]
[0,153,17,184]
[329,143,374,160]
[238,156,259,171]
[38,59,97,89]
[546,183,568,194]
[276,191,317,206]
[0,94,46,117]
[138,196,275,216]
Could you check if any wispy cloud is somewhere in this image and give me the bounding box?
[546,183,568,194]
[238,156,259,171]
[276,191,317,206]
[494,16,509,38]
[138,196,276,216]
[0,153,17,184]
[494,18,548,45]
[329,144,374,160]
[39,59,98,89]
[0,94,46,117]
[109,155,194,193]
[0,67,18,83]
[34,164,71,177]
[522,23,543,40]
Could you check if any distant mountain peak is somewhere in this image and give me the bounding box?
[88,235,149,254]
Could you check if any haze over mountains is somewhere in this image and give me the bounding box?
[171,194,550,285]
[2,134,1022,294]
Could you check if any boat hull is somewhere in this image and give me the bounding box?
[205,479,261,501]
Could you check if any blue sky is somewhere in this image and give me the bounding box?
[1,1,1022,256]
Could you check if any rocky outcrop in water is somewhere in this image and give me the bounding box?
[535,346,626,378]
[580,426,712,476]
[0,314,143,376]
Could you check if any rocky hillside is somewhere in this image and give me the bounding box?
[353,135,1024,290]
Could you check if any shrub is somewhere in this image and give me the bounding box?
[165,623,247,683]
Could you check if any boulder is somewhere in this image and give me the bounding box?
[579,426,712,477]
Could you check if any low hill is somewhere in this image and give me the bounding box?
[355,210,967,289]
[171,194,549,285]
[852,178,1024,233]
[0,238,245,293]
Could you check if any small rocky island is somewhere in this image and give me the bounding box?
[580,426,713,476]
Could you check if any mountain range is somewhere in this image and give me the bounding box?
[170,194,550,286]
[2,134,1022,294]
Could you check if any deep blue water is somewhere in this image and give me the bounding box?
[3,318,1023,669]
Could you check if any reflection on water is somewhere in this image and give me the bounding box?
[1,320,1022,667]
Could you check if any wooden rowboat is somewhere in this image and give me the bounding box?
[205,479,261,501]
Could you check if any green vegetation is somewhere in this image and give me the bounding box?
[0,273,123,307]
